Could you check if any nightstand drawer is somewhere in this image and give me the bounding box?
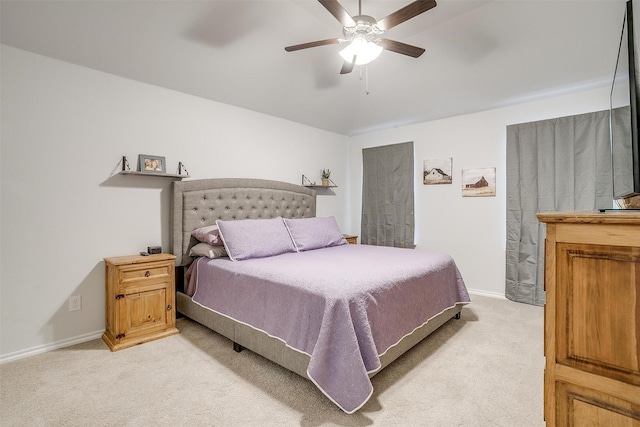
[119,262,172,284]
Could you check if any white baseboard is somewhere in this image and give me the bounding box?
[0,330,105,364]
[466,288,507,299]
[1,288,505,364]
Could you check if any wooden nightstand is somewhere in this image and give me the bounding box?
[102,253,179,351]
[343,234,358,244]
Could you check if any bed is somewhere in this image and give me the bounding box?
[171,178,470,413]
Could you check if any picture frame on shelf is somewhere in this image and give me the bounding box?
[138,154,166,174]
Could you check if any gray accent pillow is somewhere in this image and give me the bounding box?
[216,217,296,261]
[189,242,228,259]
[283,216,347,252]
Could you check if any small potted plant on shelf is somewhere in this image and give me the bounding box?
[321,169,331,187]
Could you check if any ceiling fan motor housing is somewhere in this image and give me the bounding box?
[343,15,383,43]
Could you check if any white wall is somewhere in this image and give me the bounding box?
[349,86,613,297]
[0,46,350,361]
[0,43,615,361]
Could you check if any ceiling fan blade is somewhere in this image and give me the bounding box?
[284,38,341,52]
[318,0,356,27]
[377,0,437,31]
[379,39,425,58]
[340,56,356,74]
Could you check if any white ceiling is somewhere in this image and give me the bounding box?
[0,0,628,136]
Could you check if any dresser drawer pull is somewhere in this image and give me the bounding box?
[166,304,172,311]
[115,294,125,300]
[144,271,150,277]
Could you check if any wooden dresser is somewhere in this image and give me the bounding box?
[537,211,640,426]
[102,253,179,351]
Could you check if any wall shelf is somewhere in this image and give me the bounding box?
[118,156,190,179]
[301,174,337,188]
[119,170,189,179]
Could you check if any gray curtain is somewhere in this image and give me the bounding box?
[361,141,415,248]
[505,109,613,306]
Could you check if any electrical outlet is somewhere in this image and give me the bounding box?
[69,295,82,311]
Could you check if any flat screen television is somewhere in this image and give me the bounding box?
[611,0,640,203]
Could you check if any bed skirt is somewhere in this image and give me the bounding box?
[176,291,463,379]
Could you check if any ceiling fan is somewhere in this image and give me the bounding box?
[285,0,437,74]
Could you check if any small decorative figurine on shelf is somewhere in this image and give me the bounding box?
[321,169,331,187]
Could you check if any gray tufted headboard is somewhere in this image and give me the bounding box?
[171,178,317,266]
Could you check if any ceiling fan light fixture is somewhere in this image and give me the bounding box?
[339,37,382,65]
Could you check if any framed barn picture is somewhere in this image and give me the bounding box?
[423,158,453,185]
[462,167,496,197]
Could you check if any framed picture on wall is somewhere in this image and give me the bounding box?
[138,154,166,174]
[423,158,453,184]
[462,167,496,197]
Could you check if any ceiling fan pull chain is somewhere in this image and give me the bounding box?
[365,65,370,95]
[357,65,370,95]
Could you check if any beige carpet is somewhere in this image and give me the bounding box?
[0,295,544,426]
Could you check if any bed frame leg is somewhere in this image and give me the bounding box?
[233,342,244,353]
[454,312,461,320]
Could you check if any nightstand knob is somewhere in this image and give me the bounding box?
[167,304,172,311]
[144,271,150,277]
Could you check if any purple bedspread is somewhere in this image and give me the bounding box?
[191,244,470,413]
